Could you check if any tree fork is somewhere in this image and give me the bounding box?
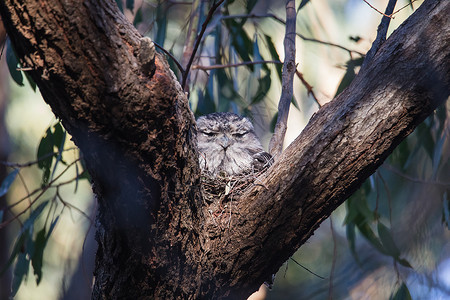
[0,0,449,299]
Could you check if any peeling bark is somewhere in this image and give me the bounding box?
[0,0,448,299]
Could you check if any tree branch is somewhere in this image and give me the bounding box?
[269,0,297,157]
[181,0,225,91]
[220,1,449,296]
[222,13,365,56]
[192,60,282,70]
[361,0,398,70]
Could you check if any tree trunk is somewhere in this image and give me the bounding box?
[0,0,448,299]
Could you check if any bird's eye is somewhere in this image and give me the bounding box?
[233,132,246,138]
[202,131,216,137]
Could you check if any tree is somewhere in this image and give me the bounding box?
[0,0,449,299]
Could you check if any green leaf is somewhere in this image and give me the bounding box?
[115,0,124,12]
[0,168,19,197]
[396,258,413,269]
[126,0,134,11]
[246,0,257,13]
[390,283,412,300]
[377,222,401,258]
[155,3,168,47]
[6,39,24,86]
[416,122,435,160]
[357,222,386,254]
[50,123,67,180]
[265,35,282,81]
[11,253,30,297]
[0,228,30,277]
[225,19,254,71]
[31,217,58,285]
[25,72,37,92]
[1,201,49,276]
[37,128,54,185]
[298,0,311,11]
[133,7,143,26]
[270,112,278,133]
[251,72,271,105]
[23,201,49,229]
[346,222,360,264]
[334,57,364,97]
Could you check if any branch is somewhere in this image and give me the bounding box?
[181,0,200,77]
[153,41,185,74]
[192,60,282,70]
[268,0,297,157]
[222,13,365,56]
[361,0,398,70]
[181,0,225,90]
[207,1,449,296]
[295,69,321,107]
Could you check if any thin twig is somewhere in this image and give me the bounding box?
[360,0,397,71]
[295,69,321,107]
[192,60,282,70]
[3,159,80,212]
[182,0,225,91]
[222,13,364,56]
[268,0,296,157]
[0,147,78,168]
[362,0,394,18]
[153,41,185,74]
[290,257,325,279]
[296,32,365,57]
[382,164,450,187]
[392,0,418,16]
[17,170,32,214]
[181,0,201,76]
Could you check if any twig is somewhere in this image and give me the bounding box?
[192,60,282,70]
[290,257,325,279]
[392,0,418,16]
[181,0,225,91]
[362,0,394,18]
[181,0,201,77]
[0,147,78,168]
[153,41,185,74]
[222,13,364,56]
[360,0,397,71]
[3,159,80,212]
[295,69,321,107]
[296,32,365,57]
[268,0,296,157]
[382,164,450,188]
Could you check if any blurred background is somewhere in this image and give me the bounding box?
[1,0,449,299]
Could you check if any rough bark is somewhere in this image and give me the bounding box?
[0,0,448,299]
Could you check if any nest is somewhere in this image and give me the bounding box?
[201,168,268,231]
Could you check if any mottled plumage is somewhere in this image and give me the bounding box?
[197,112,272,176]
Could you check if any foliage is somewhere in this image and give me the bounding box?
[1,0,448,299]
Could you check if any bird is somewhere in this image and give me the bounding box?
[196,112,272,177]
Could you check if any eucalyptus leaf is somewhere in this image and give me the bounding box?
[6,39,24,86]
[377,222,401,258]
[298,0,311,11]
[37,128,54,185]
[0,168,19,197]
[11,253,30,297]
[126,0,134,11]
[390,283,412,300]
